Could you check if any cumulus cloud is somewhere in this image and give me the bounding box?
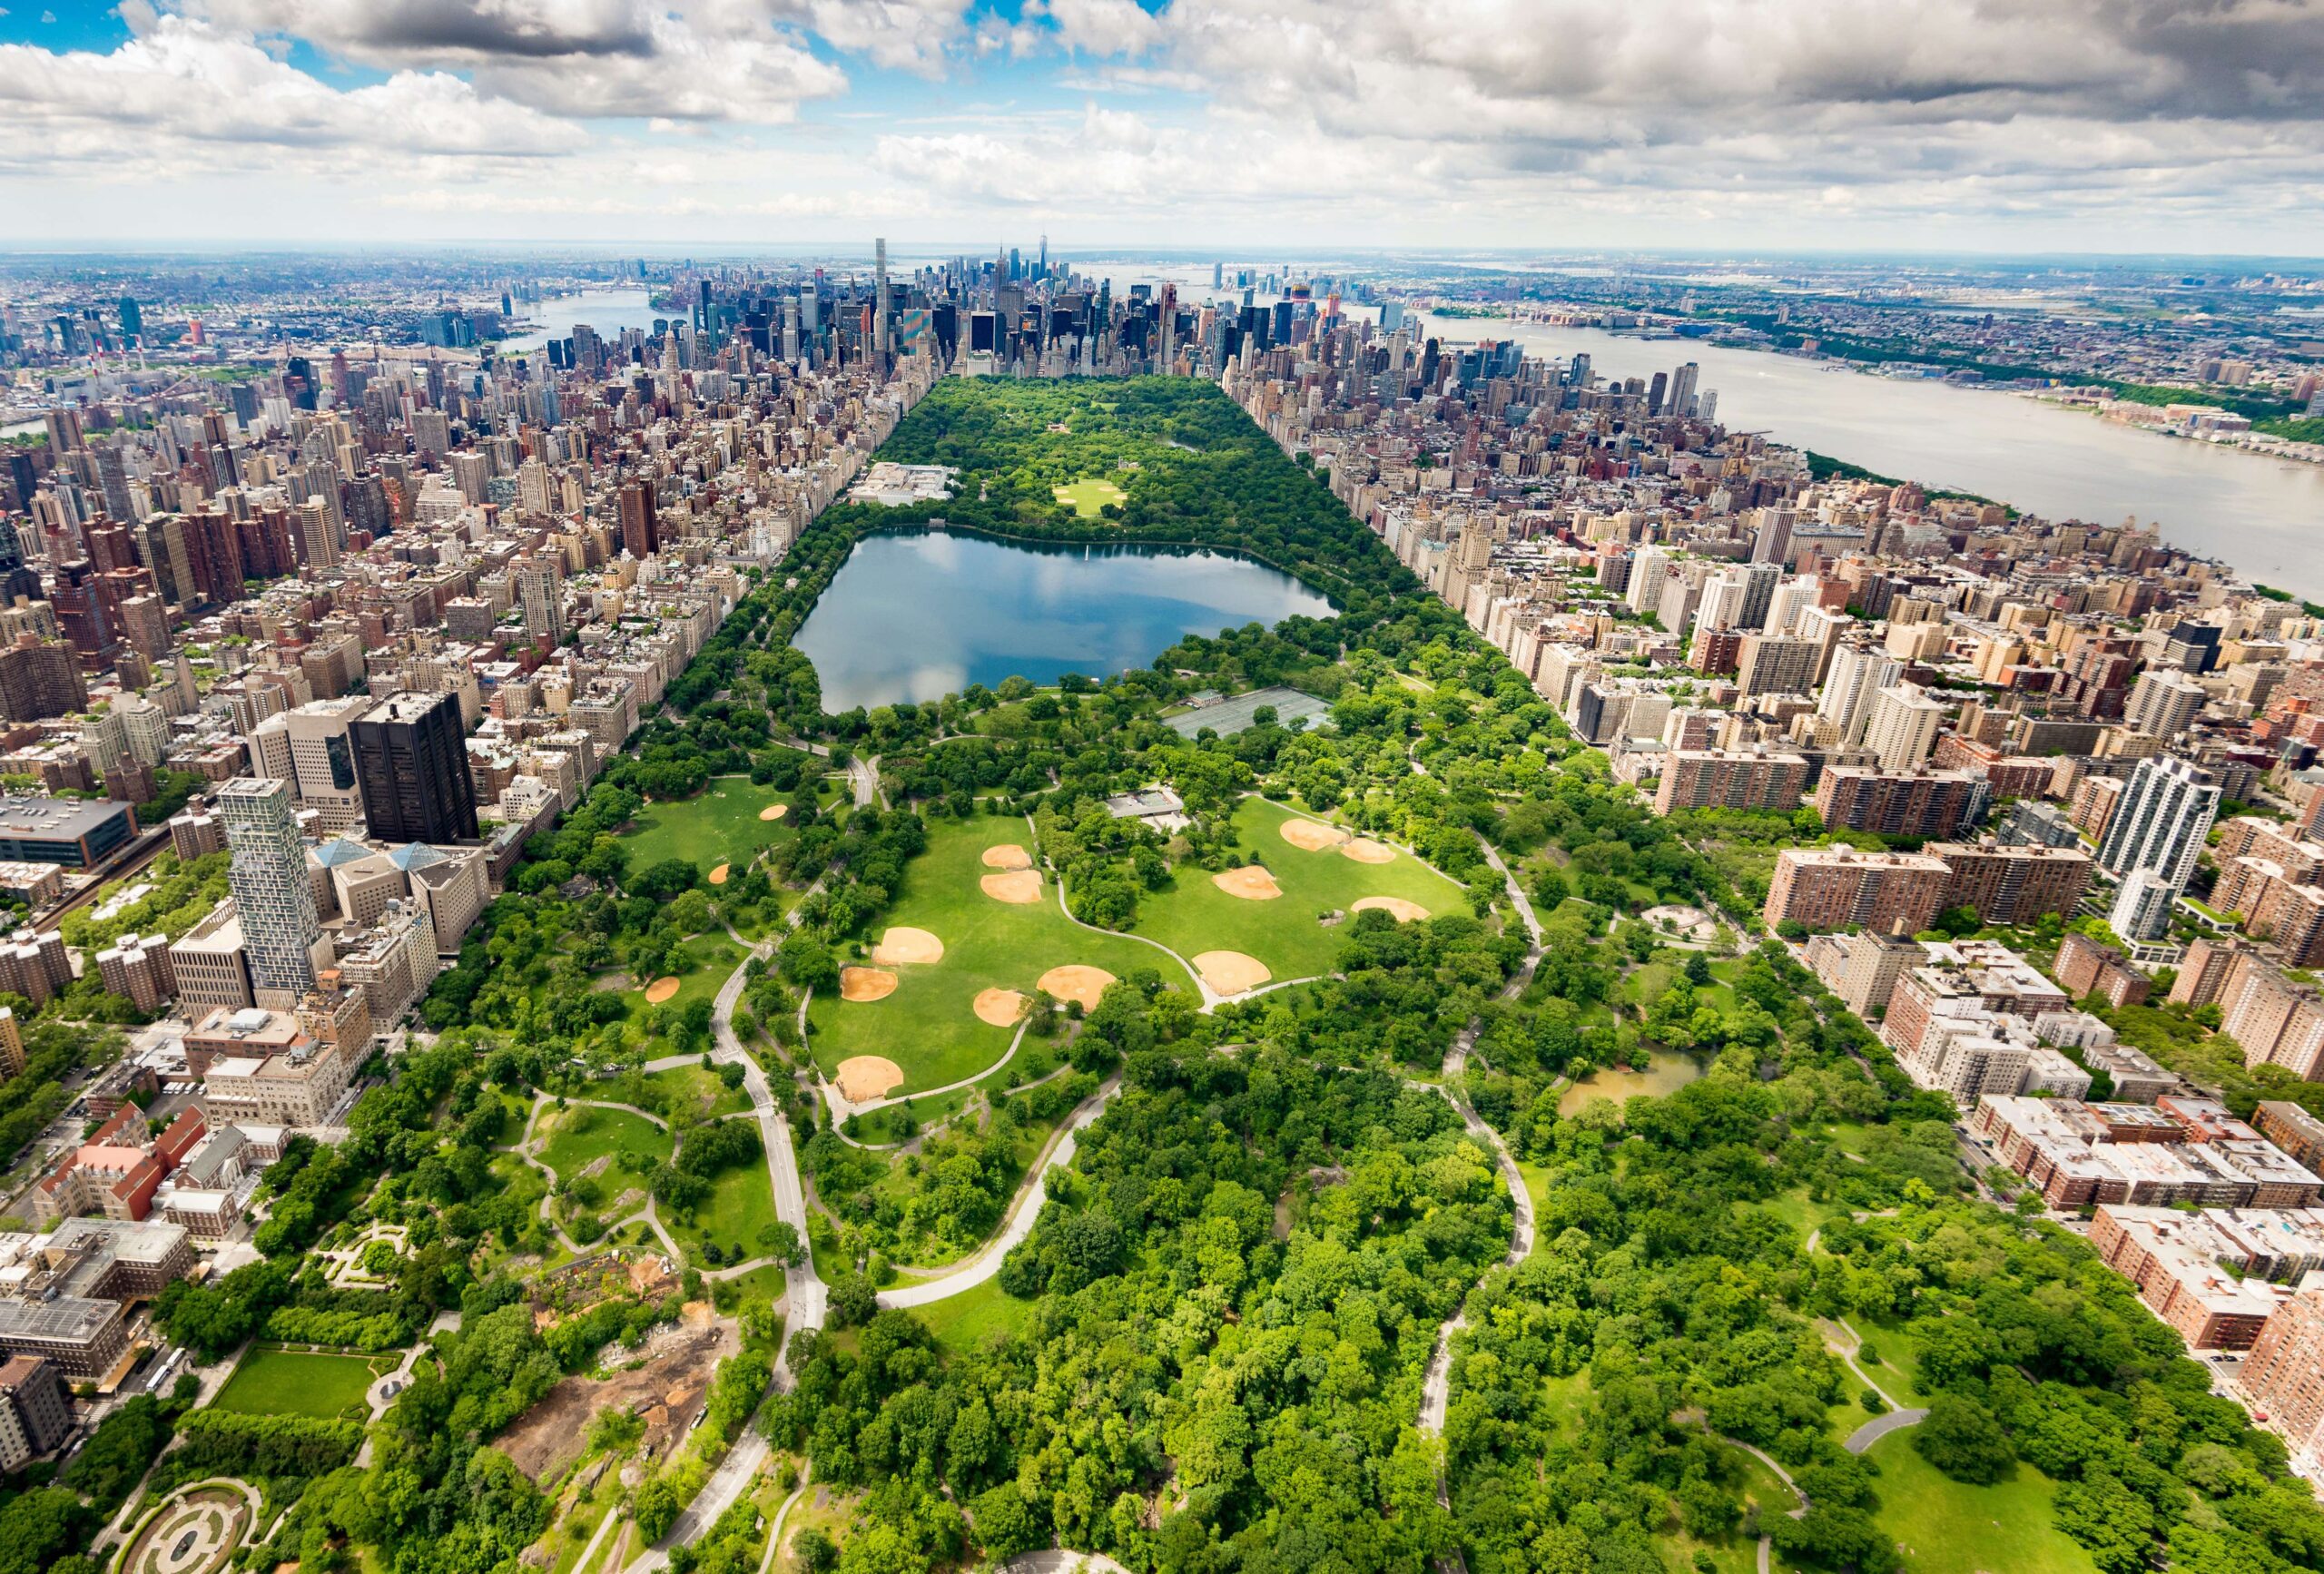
[192,0,848,121]
[0,13,575,164]
[760,0,972,76]
[5,0,2324,246]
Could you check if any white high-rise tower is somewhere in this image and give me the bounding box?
[217,777,327,1002]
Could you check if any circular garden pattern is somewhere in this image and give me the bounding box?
[119,1484,253,1574]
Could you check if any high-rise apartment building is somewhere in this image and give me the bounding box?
[0,635,86,723]
[350,692,478,844]
[2123,669,2207,740]
[1764,847,1953,934]
[2097,755,2221,891]
[1925,841,2094,926]
[616,478,655,562]
[216,778,326,1001]
[1652,748,1808,816]
[1860,683,1948,770]
[1814,766,1983,839]
[1734,634,1821,698]
[515,559,565,644]
[1817,643,1902,743]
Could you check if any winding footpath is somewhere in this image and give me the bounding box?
[877,1072,1123,1309]
[618,928,824,1574]
[1416,835,1544,1438]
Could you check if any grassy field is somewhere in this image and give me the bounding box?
[536,1105,672,1189]
[1128,797,1469,987]
[212,1345,396,1420]
[1866,1432,2094,1574]
[639,1063,753,1120]
[918,1275,1037,1357]
[664,1151,779,1263]
[1662,1441,1808,1574]
[1051,477,1128,516]
[619,775,803,878]
[803,813,1165,1095]
[624,931,747,1024]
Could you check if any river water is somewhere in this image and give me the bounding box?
[795,529,1336,712]
[1412,310,2324,600]
[497,289,670,354]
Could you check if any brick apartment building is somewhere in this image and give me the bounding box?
[1924,840,2093,925]
[1813,765,1982,839]
[2056,931,2152,1008]
[1764,847,1951,934]
[1653,747,1808,816]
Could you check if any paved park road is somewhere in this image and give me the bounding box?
[878,1073,1120,1309]
[620,939,824,1574]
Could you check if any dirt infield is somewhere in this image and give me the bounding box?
[1037,965,1117,1011]
[708,862,731,885]
[1213,866,1283,900]
[1280,818,1350,851]
[1340,837,1396,864]
[1353,896,1430,922]
[642,977,682,1005]
[981,843,1033,870]
[980,871,1043,904]
[759,803,789,821]
[872,927,945,965]
[836,1056,905,1101]
[838,966,897,1002]
[1194,950,1273,996]
[973,988,1026,1027]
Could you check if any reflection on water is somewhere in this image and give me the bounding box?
[497,290,668,354]
[795,529,1337,712]
[1558,1052,1710,1117]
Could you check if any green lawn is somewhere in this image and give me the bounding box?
[1128,796,1470,987]
[639,1063,753,1120]
[624,931,747,1026]
[1664,1441,1807,1574]
[1051,477,1127,516]
[664,1150,780,1264]
[1866,1431,2094,1574]
[710,1263,792,1316]
[919,1275,1037,1357]
[845,1082,978,1146]
[212,1345,396,1420]
[1846,1312,1930,1404]
[536,1105,673,1189]
[619,774,804,877]
[804,813,1167,1095]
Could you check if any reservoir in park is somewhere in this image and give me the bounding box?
[794,529,1338,712]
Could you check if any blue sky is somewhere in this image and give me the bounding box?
[2,2,2322,253]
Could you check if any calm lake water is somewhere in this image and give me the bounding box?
[795,530,1338,712]
[1558,1053,1710,1117]
[1413,310,2324,600]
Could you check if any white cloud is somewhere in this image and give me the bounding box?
[192,0,849,122]
[1023,0,1163,57]
[759,0,972,77]
[0,14,576,163]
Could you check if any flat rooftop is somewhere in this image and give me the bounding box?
[0,796,132,840]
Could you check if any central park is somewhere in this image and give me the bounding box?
[65,377,2305,1574]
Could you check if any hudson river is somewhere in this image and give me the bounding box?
[1413,310,2324,601]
